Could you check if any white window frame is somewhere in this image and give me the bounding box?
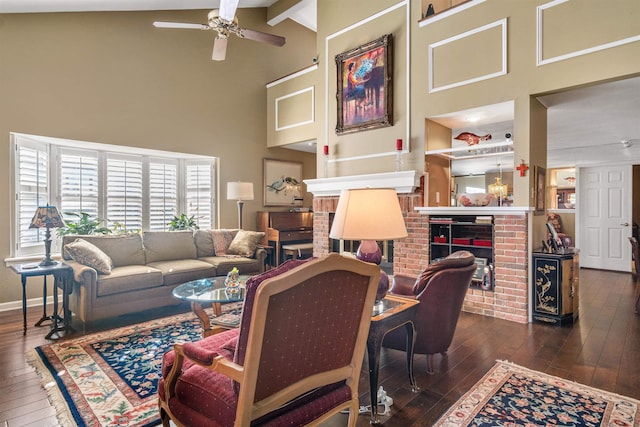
[9,133,218,260]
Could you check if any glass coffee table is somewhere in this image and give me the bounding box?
[173,275,249,337]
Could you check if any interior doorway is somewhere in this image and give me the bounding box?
[578,164,633,272]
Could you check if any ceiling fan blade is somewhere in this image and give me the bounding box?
[212,36,228,61]
[219,0,239,22]
[240,28,286,47]
[153,21,209,30]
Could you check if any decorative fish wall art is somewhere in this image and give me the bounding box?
[454,132,492,146]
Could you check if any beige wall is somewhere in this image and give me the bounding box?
[0,9,316,304]
[2,0,639,306]
[313,0,639,203]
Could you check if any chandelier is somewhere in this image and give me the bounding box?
[488,176,508,200]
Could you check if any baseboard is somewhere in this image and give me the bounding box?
[0,295,55,313]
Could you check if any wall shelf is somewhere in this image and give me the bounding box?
[425,139,513,160]
[430,215,495,291]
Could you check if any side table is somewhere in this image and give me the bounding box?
[367,294,420,424]
[11,262,74,338]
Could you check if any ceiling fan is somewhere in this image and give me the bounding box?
[152,0,286,61]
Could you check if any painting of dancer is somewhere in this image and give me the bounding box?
[335,34,393,134]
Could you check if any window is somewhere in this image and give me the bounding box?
[185,161,214,229]
[15,138,49,257]
[11,133,217,258]
[149,160,178,231]
[106,155,144,232]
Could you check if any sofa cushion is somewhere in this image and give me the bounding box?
[64,238,113,274]
[193,230,215,257]
[198,256,259,276]
[62,234,145,267]
[211,229,239,256]
[226,230,265,257]
[146,259,216,286]
[96,265,164,297]
[144,231,197,263]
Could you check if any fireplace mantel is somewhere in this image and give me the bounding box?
[304,171,420,197]
[415,206,534,216]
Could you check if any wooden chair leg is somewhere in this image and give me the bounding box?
[426,353,434,374]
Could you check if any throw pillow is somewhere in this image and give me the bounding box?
[226,230,265,257]
[65,238,113,274]
[211,229,238,256]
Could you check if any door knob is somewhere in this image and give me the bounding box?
[621,222,629,226]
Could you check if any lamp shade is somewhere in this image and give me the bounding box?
[29,205,65,229]
[329,188,407,241]
[227,182,254,201]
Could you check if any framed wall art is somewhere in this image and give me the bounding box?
[335,33,393,135]
[534,165,546,212]
[263,158,303,207]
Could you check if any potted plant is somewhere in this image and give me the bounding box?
[168,213,199,231]
[57,212,112,236]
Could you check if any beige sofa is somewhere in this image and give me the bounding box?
[61,229,266,327]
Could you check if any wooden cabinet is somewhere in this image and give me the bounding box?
[532,250,580,325]
[429,215,494,290]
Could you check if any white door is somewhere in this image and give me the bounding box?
[578,165,632,271]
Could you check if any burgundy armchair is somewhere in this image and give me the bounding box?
[158,253,381,427]
[382,251,476,373]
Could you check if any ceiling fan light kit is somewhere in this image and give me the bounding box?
[153,0,285,61]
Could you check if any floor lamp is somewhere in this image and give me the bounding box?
[329,188,408,301]
[227,181,254,229]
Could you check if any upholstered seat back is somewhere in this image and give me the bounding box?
[233,259,309,369]
[236,255,379,405]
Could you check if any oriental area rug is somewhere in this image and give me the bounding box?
[434,360,640,427]
[26,306,240,427]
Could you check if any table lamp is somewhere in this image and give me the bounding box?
[29,205,65,266]
[329,188,408,300]
[227,181,254,229]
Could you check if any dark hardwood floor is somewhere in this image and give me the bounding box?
[1,268,638,426]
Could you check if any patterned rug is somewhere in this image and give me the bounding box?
[26,305,241,427]
[435,360,640,426]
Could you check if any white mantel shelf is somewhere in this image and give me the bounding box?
[305,171,420,197]
[415,206,534,216]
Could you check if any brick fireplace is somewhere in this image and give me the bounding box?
[306,172,531,324]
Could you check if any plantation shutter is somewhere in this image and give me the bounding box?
[106,155,143,232]
[59,148,100,221]
[149,159,178,231]
[185,161,214,229]
[15,137,49,255]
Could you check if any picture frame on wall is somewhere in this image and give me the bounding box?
[335,34,393,135]
[263,158,303,207]
[534,165,546,212]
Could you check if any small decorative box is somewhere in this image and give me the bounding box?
[474,239,492,247]
[452,238,471,245]
[434,236,447,243]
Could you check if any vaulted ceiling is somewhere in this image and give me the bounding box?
[3,0,637,174]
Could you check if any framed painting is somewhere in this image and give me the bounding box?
[335,34,393,135]
[534,166,546,212]
[263,159,303,207]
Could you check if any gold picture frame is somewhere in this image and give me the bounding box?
[335,34,393,135]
